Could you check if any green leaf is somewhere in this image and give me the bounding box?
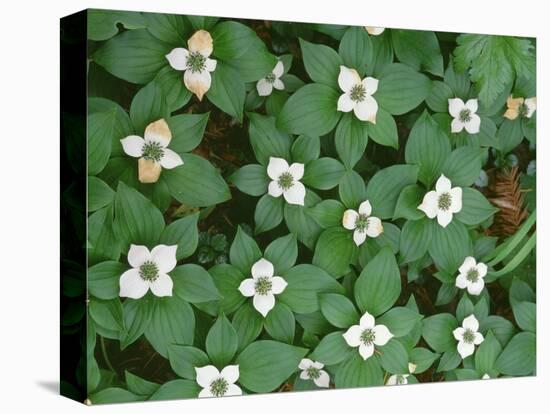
[320,294,359,328]
[495,331,535,376]
[475,331,502,375]
[230,164,269,197]
[426,80,454,112]
[89,298,125,332]
[339,26,372,76]
[377,307,422,338]
[291,135,320,164]
[441,147,484,187]
[354,247,401,316]
[422,313,458,353]
[89,388,144,404]
[207,62,245,121]
[308,199,345,229]
[129,81,169,135]
[255,194,284,234]
[87,10,147,41]
[391,30,443,76]
[405,111,451,187]
[121,296,156,349]
[167,113,209,154]
[277,84,341,136]
[159,213,199,260]
[168,345,209,380]
[394,184,424,221]
[335,113,369,168]
[228,47,278,83]
[284,190,323,250]
[113,182,165,252]
[335,353,383,388]
[237,340,308,393]
[409,347,440,374]
[229,226,262,275]
[299,38,342,88]
[208,264,246,315]
[365,164,419,219]
[376,63,431,115]
[153,66,192,112]
[378,338,409,374]
[88,261,126,300]
[339,170,367,209]
[264,233,298,275]
[93,29,171,84]
[88,177,115,212]
[366,108,398,149]
[144,12,188,45]
[456,294,474,322]
[512,301,536,333]
[186,15,219,31]
[455,188,498,226]
[311,332,352,365]
[429,220,472,274]
[279,264,344,313]
[88,110,116,175]
[206,313,239,367]
[264,303,296,344]
[496,118,523,154]
[312,227,357,277]
[399,218,433,264]
[172,264,221,304]
[148,379,200,401]
[163,153,231,207]
[232,302,264,351]
[125,371,160,396]
[248,113,292,165]
[212,21,264,61]
[145,296,195,357]
[302,157,345,190]
[480,315,516,348]
[437,349,462,372]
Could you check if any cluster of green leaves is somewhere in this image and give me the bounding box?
[85,9,536,405]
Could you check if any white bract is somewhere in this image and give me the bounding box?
[298,358,330,388]
[257,61,285,96]
[238,258,288,317]
[482,373,491,379]
[166,30,217,101]
[449,98,481,134]
[119,244,177,299]
[120,119,184,183]
[365,27,385,35]
[267,157,306,206]
[343,311,393,360]
[342,200,383,246]
[418,174,462,228]
[386,374,409,385]
[455,256,488,296]
[453,314,484,359]
[504,95,537,120]
[337,66,379,123]
[196,365,242,398]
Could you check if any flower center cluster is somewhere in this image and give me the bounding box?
[350,84,366,102]
[437,192,452,211]
[360,328,376,345]
[265,72,276,84]
[139,260,159,282]
[459,108,472,123]
[209,378,228,397]
[462,329,475,344]
[355,214,370,233]
[142,141,164,162]
[466,268,479,283]
[187,51,207,73]
[277,172,294,190]
[306,367,321,380]
[254,276,273,295]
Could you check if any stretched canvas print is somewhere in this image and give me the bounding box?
[60,8,537,405]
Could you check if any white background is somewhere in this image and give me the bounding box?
[0,0,546,412]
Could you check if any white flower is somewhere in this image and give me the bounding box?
[120,119,183,184]
[365,27,385,35]
[343,311,393,360]
[267,157,306,206]
[449,98,481,134]
[482,373,491,379]
[418,174,462,228]
[196,365,242,398]
[342,200,383,246]
[298,359,330,388]
[119,244,177,299]
[257,61,285,96]
[166,30,217,101]
[453,314,484,359]
[238,258,288,317]
[455,257,488,296]
[503,95,536,120]
[337,66,379,123]
[386,374,409,385]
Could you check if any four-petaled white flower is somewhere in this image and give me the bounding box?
[121,119,184,184]
[418,174,462,228]
[453,314,484,359]
[257,61,285,96]
[238,258,288,317]
[267,157,306,206]
[298,358,330,388]
[337,66,379,123]
[365,27,385,35]
[119,244,177,299]
[386,374,409,385]
[342,200,383,246]
[503,95,537,120]
[166,30,217,101]
[343,311,393,360]
[455,257,488,296]
[196,365,242,398]
[449,98,481,134]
